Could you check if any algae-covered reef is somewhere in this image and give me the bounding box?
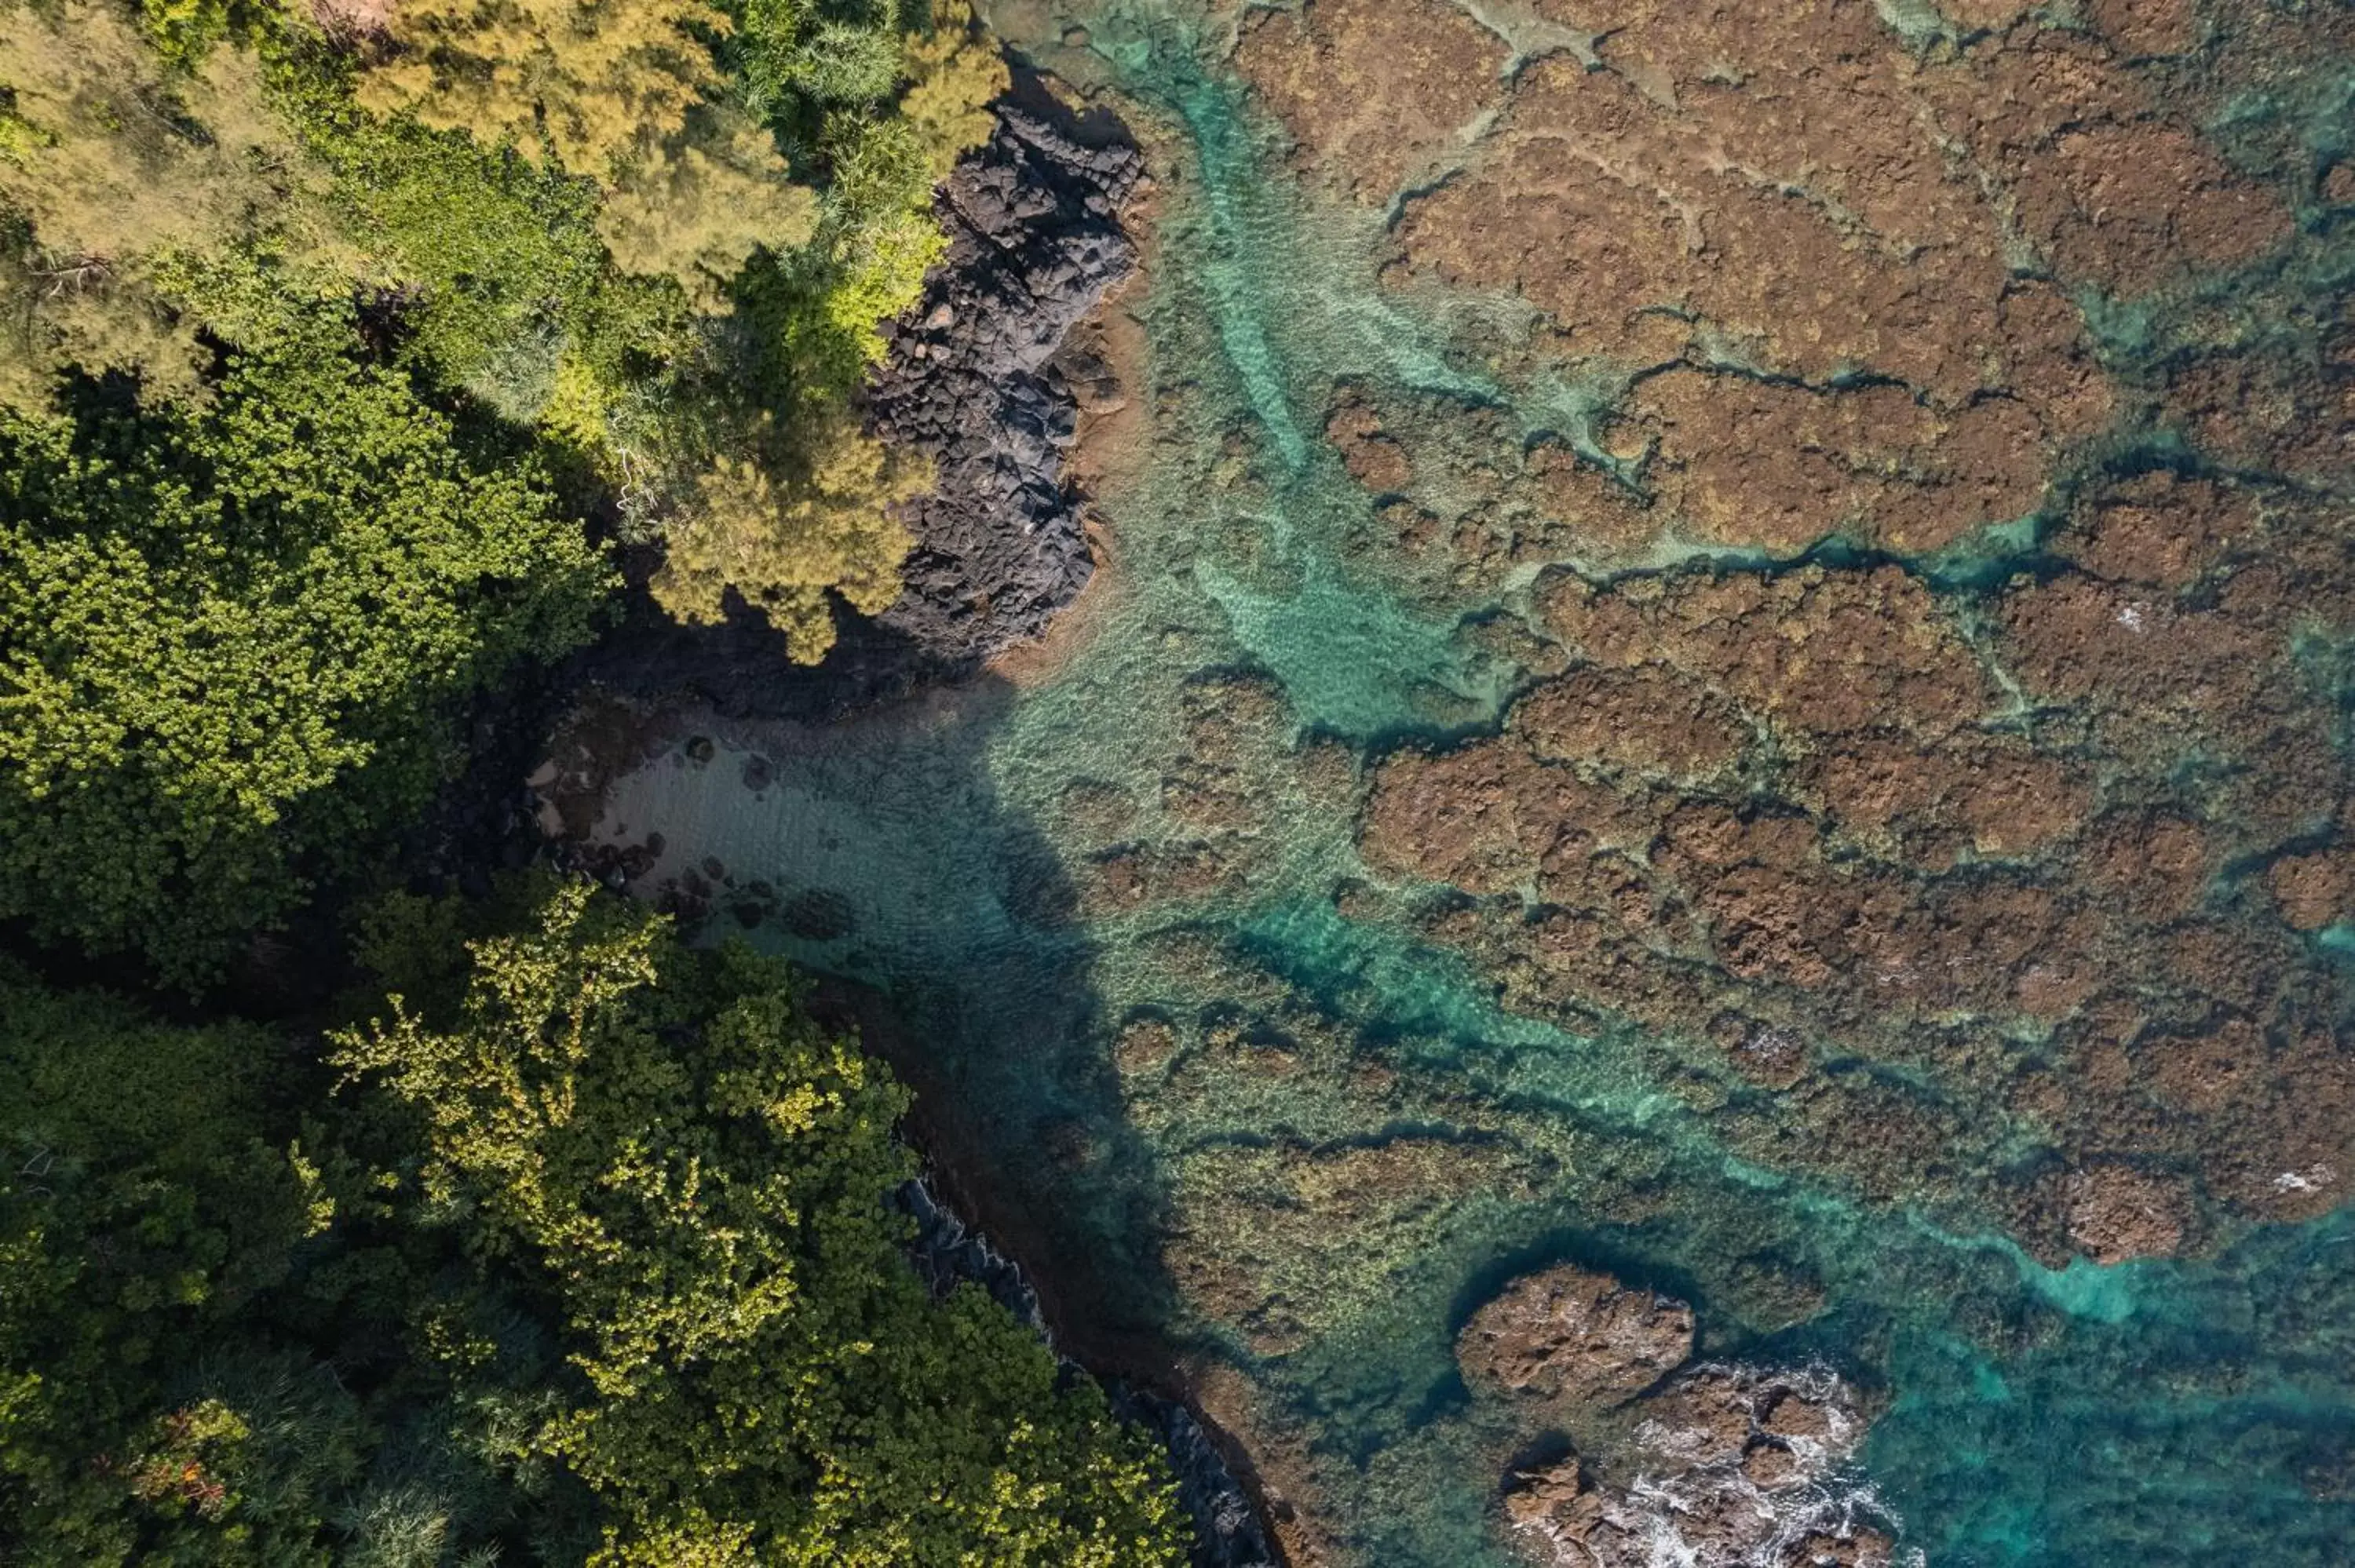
[550,0,2355,1563]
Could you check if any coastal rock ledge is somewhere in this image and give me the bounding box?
[1459,1264,1901,1568]
[584,78,1145,719]
[867,82,1145,670]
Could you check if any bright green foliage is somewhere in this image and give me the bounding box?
[0,297,612,982]
[356,0,729,177]
[596,108,819,307]
[299,93,684,421]
[898,0,1010,182]
[734,0,1006,394]
[139,0,234,68]
[737,0,903,122]
[0,884,1195,1564]
[338,880,1191,1566]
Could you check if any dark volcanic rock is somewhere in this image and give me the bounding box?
[866,85,1144,669]
[582,78,1142,721]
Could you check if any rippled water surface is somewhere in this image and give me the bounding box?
[586,5,2355,1561]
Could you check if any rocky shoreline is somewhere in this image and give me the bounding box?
[516,73,1295,1563]
[866,71,1144,669]
[579,68,1146,722]
[902,1179,1282,1568]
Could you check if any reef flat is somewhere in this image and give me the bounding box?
[543,2,2355,1564]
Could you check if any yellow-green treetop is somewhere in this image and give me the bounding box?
[356,0,724,175]
[0,0,328,407]
[650,406,923,660]
[357,0,814,295]
[595,108,816,304]
[899,0,1006,182]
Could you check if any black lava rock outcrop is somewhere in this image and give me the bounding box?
[865,87,1143,667]
[585,75,1142,721]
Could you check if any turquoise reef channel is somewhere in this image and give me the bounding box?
[575,2,2355,1563]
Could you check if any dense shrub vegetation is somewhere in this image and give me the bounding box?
[0,0,1003,979]
[0,0,1188,1560]
[2,883,1189,1564]
[0,293,612,981]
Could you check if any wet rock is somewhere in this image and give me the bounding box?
[1513,665,1751,782]
[1324,383,1415,494]
[1499,1366,1884,1568]
[1458,1264,1695,1408]
[778,888,857,942]
[2269,848,2353,932]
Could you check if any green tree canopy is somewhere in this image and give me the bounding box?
[0,961,352,1567]
[0,294,612,982]
[338,879,1190,1566]
[0,885,1195,1564]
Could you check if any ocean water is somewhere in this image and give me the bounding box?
[584,4,2355,1561]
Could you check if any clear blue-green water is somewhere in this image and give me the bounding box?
[592,5,2355,1560]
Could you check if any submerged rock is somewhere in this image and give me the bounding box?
[1451,1263,1895,1567]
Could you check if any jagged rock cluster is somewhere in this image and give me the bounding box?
[1460,1264,1893,1568]
[866,89,1143,668]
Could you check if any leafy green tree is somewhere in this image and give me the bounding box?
[0,961,357,1567]
[0,292,612,982]
[338,879,1191,1566]
[290,88,685,423]
[735,0,1006,396]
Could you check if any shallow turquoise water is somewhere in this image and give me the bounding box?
[593,5,2355,1560]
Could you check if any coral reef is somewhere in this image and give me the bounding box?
[1356,488,2355,1258]
[1234,0,2353,582]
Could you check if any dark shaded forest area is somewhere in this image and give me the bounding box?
[0,0,1189,1558]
